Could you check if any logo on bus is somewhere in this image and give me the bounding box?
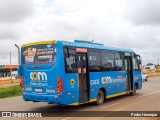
[30,72,48,81]
[70,79,75,86]
[102,76,110,84]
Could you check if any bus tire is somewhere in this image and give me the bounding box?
[130,85,137,96]
[95,90,104,105]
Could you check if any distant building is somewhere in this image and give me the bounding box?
[144,64,156,70]
[0,65,18,78]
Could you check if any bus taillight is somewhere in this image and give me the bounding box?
[56,76,63,94]
[20,76,24,89]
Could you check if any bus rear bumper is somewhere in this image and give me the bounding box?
[22,92,64,104]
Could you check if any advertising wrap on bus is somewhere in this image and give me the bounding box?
[22,44,56,64]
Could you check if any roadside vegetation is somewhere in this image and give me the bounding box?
[0,85,22,98]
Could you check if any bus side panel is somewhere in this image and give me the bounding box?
[89,71,126,99]
[57,42,79,105]
[56,42,68,105]
[64,73,79,105]
[133,70,142,90]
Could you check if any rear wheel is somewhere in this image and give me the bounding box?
[130,85,137,96]
[95,90,104,105]
[145,77,148,81]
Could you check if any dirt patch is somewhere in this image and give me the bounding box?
[0,78,20,85]
[147,71,160,77]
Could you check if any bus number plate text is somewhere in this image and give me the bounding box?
[35,88,42,92]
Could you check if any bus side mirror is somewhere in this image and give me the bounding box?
[139,59,142,65]
[135,54,142,65]
[18,66,23,76]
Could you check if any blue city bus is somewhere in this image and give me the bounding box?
[17,40,142,105]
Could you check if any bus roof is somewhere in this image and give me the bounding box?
[22,39,134,53]
[22,40,56,47]
[62,40,135,53]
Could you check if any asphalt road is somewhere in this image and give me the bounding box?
[0,76,160,120]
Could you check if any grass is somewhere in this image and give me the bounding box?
[0,85,22,98]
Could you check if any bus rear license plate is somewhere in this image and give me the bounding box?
[35,88,42,92]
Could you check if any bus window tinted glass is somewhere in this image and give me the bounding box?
[101,52,123,71]
[114,53,123,71]
[101,52,115,71]
[88,52,101,71]
[133,57,140,71]
[64,47,77,73]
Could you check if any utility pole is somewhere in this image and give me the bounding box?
[10,52,13,83]
[15,44,20,66]
[158,58,159,65]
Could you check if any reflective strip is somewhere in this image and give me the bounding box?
[69,102,79,106]
[106,92,126,99]
[89,98,96,103]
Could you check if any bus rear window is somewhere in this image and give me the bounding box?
[22,44,56,64]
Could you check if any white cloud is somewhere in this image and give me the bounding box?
[0,0,35,23]
[125,0,160,25]
[0,0,160,65]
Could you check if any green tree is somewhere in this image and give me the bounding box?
[146,63,153,66]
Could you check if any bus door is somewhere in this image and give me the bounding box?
[77,53,89,103]
[124,56,132,91]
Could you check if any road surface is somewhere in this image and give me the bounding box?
[0,76,160,120]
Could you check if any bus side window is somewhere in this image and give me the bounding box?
[101,52,115,71]
[114,53,124,71]
[64,47,77,73]
[88,51,101,72]
[65,55,77,73]
[133,57,140,71]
